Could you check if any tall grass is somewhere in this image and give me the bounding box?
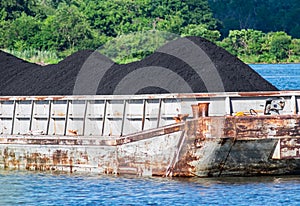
[2,49,62,65]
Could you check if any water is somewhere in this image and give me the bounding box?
[1,64,300,206]
[250,63,300,90]
[1,171,300,206]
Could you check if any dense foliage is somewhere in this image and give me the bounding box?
[208,0,300,39]
[0,0,299,64]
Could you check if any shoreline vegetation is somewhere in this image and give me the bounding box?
[2,29,300,65]
[0,0,299,65]
[2,30,299,65]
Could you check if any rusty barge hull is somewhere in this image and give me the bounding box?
[1,91,300,177]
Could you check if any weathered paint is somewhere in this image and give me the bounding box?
[272,138,300,160]
[1,91,300,177]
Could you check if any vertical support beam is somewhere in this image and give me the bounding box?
[157,99,162,128]
[82,100,88,136]
[0,101,1,134]
[46,100,52,135]
[11,100,17,135]
[291,95,297,114]
[101,100,108,136]
[225,96,232,115]
[141,99,146,131]
[64,100,70,136]
[120,100,127,136]
[29,100,34,131]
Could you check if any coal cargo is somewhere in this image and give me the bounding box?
[0,37,277,96]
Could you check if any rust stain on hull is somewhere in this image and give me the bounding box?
[223,115,300,139]
[238,91,281,97]
[1,114,300,177]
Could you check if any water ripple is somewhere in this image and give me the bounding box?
[1,171,300,205]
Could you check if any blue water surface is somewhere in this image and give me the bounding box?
[1,171,300,206]
[1,64,300,206]
[250,63,300,90]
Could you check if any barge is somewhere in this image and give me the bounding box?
[1,91,300,177]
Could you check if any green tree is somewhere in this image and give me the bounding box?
[258,32,292,63]
[149,0,218,34]
[221,29,265,56]
[37,2,95,53]
[290,39,300,56]
[289,39,300,62]
[0,0,38,20]
[1,0,298,64]
[0,8,10,48]
[208,0,300,38]
[3,12,41,50]
[99,31,179,64]
[268,32,292,61]
[156,14,184,33]
[181,24,220,43]
[83,0,142,37]
[183,0,219,29]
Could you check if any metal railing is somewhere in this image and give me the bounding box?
[0,91,299,136]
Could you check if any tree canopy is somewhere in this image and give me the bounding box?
[208,0,300,38]
[0,0,299,63]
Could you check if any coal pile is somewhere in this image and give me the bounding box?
[0,36,278,96]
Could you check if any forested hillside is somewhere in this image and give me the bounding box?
[0,0,299,64]
[208,0,300,38]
